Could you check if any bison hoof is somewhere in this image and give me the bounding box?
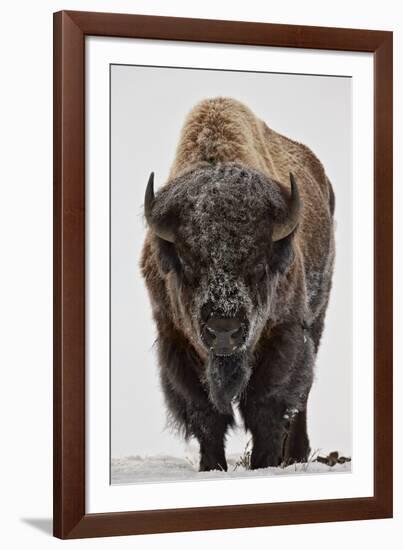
[199,458,228,472]
[250,452,281,470]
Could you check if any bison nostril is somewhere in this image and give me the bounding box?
[230,327,242,342]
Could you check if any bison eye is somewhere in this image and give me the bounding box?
[178,257,195,282]
[251,262,266,283]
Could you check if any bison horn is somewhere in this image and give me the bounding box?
[272,173,301,242]
[144,172,175,243]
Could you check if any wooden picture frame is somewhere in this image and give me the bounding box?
[53,10,393,539]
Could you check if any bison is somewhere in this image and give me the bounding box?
[141,97,335,471]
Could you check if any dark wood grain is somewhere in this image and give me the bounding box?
[53,10,393,539]
[68,10,389,51]
[53,11,85,538]
[373,33,393,514]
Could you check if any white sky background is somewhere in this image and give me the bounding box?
[110,64,352,460]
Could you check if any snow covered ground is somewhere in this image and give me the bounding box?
[111,451,351,484]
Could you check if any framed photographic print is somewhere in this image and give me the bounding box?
[53,10,393,539]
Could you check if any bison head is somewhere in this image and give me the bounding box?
[144,164,300,413]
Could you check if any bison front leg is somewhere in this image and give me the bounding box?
[157,331,234,472]
[188,405,233,472]
[240,397,290,468]
[249,408,311,469]
[240,323,314,469]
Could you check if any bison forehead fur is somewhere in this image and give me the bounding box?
[150,164,293,324]
[140,97,335,471]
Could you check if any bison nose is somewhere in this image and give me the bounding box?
[205,318,244,355]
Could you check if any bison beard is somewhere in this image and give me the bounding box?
[205,351,251,414]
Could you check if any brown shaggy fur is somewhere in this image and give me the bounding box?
[169,97,335,309]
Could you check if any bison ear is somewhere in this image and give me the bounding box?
[144,172,175,243]
[271,173,301,242]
